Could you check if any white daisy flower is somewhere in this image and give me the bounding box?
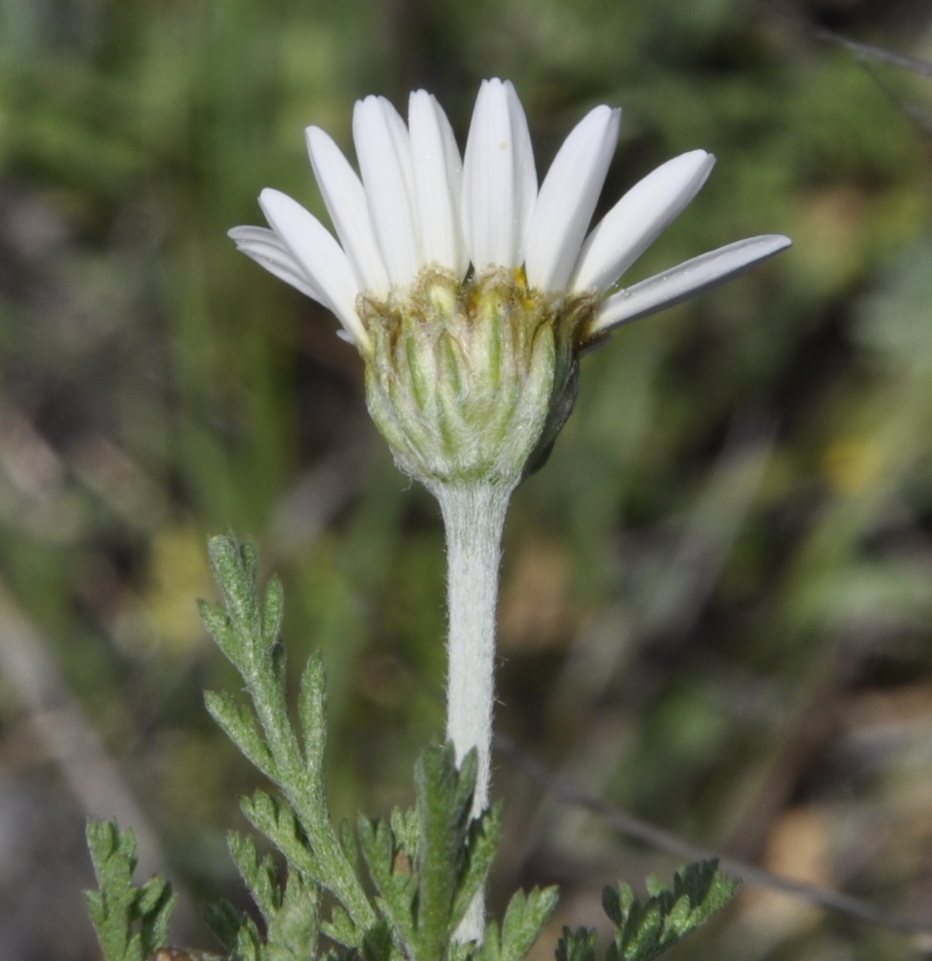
[230,86,790,923]
[230,78,790,488]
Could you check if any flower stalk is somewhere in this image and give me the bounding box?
[436,480,510,943]
[436,480,511,817]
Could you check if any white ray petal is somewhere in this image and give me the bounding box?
[258,188,370,349]
[590,234,792,335]
[504,79,538,264]
[433,93,468,277]
[409,90,467,278]
[229,225,326,303]
[461,78,538,271]
[229,225,284,247]
[525,104,621,291]
[572,150,717,294]
[379,96,418,213]
[353,95,422,285]
[305,126,390,296]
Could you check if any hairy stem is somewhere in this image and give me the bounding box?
[434,480,511,942]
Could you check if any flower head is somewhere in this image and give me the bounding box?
[230,79,790,490]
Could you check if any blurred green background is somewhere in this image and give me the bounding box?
[2,0,932,959]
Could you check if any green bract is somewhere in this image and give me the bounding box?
[362,267,599,488]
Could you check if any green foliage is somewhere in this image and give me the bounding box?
[199,532,374,953]
[357,743,512,961]
[88,537,556,961]
[83,524,737,961]
[203,833,321,961]
[555,927,597,961]
[84,820,175,961]
[477,888,562,961]
[555,861,737,961]
[195,533,553,961]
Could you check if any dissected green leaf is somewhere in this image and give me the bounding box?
[603,860,739,961]
[414,744,476,959]
[228,831,279,921]
[390,807,420,859]
[449,802,501,930]
[203,899,245,953]
[204,690,275,776]
[198,598,240,669]
[321,904,360,949]
[262,575,285,651]
[339,817,361,873]
[235,913,268,961]
[203,535,376,929]
[475,886,559,961]
[265,870,320,961]
[499,887,559,961]
[556,927,597,961]
[358,814,418,950]
[298,650,328,775]
[361,918,398,961]
[354,744,509,961]
[240,790,322,884]
[208,535,263,644]
[84,819,175,961]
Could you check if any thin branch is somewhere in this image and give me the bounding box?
[812,28,932,136]
[494,734,932,939]
[813,28,932,78]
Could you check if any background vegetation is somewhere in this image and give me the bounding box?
[1,0,932,959]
